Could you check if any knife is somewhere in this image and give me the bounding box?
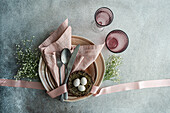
[61,44,80,101]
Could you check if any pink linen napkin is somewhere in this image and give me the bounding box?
[39,19,104,87]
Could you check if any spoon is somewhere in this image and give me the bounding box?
[56,55,63,101]
[61,48,71,101]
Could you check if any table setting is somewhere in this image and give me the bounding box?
[1,0,170,113]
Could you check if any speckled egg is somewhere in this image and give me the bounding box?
[73,78,80,87]
[80,77,87,85]
[78,85,86,92]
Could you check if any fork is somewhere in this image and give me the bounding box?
[56,57,63,101]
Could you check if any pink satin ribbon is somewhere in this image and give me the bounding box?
[47,84,67,98]
[91,79,170,97]
[0,79,45,90]
[1,79,170,98]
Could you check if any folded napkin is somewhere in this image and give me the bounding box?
[39,19,104,87]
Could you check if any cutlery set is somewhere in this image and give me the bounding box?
[57,45,80,101]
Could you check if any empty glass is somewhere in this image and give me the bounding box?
[92,7,114,32]
[105,30,129,53]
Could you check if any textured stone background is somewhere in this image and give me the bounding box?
[1,0,170,113]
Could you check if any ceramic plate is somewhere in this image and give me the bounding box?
[39,35,105,102]
[38,57,51,92]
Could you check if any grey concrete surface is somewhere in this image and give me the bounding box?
[1,0,170,113]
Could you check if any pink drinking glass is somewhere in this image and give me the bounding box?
[92,7,114,32]
[105,30,129,53]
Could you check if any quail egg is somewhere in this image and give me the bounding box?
[80,77,87,85]
[78,85,86,92]
[73,78,80,87]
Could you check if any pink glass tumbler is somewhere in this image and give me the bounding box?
[105,30,129,53]
[92,7,114,32]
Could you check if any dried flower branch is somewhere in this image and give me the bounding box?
[103,54,122,82]
[14,36,40,81]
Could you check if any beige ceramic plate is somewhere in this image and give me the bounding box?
[38,58,51,92]
[39,35,105,102]
[45,66,56,89]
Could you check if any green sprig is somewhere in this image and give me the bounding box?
[103,54,122,82]
[14,36,40,81]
